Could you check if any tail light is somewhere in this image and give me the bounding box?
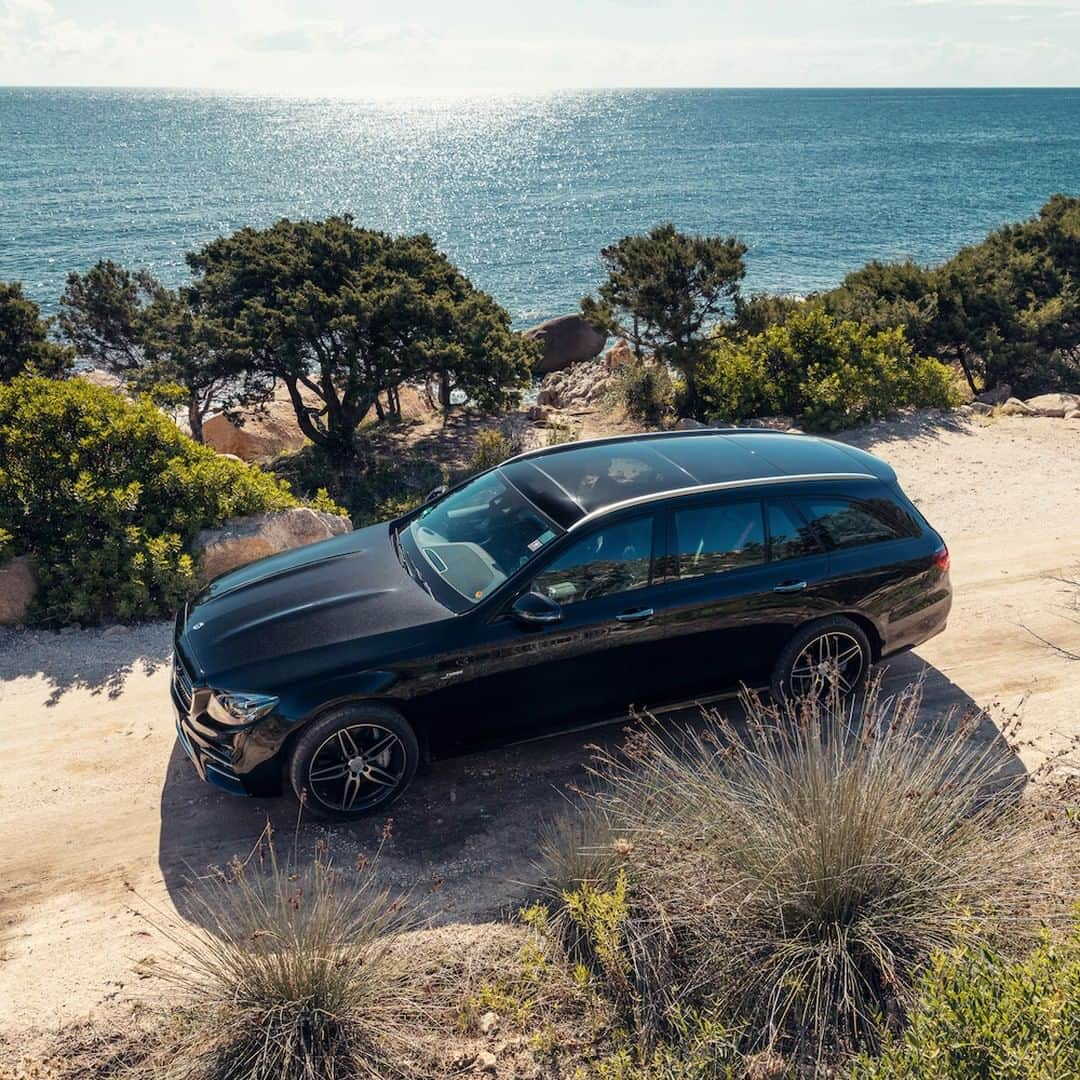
[933,544,950,572]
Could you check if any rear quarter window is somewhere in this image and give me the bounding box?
[794,494,921,551]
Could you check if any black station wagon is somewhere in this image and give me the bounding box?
[171,429,951,818]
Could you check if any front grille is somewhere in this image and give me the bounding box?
[173,650,194,713]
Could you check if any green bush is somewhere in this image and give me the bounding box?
[469,427,521,474]
[853,918,1080,1079]
[0,376,303,625]
[699,307,958,431]
[614,361,675,424]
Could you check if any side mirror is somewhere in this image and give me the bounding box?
[510,590,563,627]
[424,484,447,505]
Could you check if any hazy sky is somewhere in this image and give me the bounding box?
[2,0,1079,91]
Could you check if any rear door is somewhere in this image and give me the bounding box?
[640,491,835,701]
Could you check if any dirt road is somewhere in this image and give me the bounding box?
[2,411,1079,1034]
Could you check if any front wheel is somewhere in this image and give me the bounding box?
[287,703,419,820]
[770,617,872,703]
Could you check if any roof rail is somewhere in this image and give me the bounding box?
[566,472,875,530]
[502,426,801,466]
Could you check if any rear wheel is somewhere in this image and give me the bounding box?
[288,703,419,820]
[770,616,872,702]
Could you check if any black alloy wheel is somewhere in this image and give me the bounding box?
[288,704,419,818]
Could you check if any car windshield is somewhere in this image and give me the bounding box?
[406,470,561,603]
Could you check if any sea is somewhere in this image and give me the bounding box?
[2,87,1079,325]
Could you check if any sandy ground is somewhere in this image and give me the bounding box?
[2,410,1080,1042]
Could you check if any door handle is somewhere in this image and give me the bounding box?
[616,607,654,622]
[773,580,808,593]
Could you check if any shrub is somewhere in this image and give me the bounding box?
[469,427,521,474]
[149,827,423,1080]
[0,376,302,625]
[551,677,1060,1060]
[614,361,675,424]
[698,307,958,430]
[853,917,1080,1079]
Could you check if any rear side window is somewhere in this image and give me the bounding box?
[671,501,766,579]
[767,501,825,561]
[794,495,919,550]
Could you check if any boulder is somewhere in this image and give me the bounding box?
[999,397,1034,416]
[969,401,995,416]
[603,338,635,370]
[526,404,552,423]
[1066,409,1080,420]
[192,508,352,584]
[1023,392,1080,418]
[0,555,37,625]
[523,314,605,375]
[975,383,1012,406]
[674,417,709,430]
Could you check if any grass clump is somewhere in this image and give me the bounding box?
[149,827,424,1080]
[540,676,1067,1064]
[467,426,522,474]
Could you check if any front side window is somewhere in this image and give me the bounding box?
[407,471,560,603]
[794,496,915,551]
[671,500,766,579]
[532,516,653,606]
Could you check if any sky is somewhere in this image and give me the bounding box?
[1,0,1079,92]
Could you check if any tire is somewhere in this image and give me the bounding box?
[287,702,419,820]
[770,616,872,703]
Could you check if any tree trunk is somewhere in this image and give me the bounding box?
[187,397,204,443]
[956,345,979,395]
[439,372,451,410]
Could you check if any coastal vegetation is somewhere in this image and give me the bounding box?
[0,280,73,381]
[1,196,1077,625]
[581,223,747,416]
[0,376,335,625]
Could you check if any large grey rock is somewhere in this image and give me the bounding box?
[523,314,605,375]
[999,397,1034,416]
[975,383,1012,406]
[969,401,995,416]
[1023,392,1080,418]
[0,555,37,625]
[193,508,352,584]
[674,417,709,430]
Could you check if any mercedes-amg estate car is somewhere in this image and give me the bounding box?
[171,428,951,818]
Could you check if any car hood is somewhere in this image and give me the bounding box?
[179,522,451,681]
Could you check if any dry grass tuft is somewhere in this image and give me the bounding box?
[547,675,1074,1059]
[145,825,427,1080]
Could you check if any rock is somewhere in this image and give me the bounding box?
[1066,408,1080,420]
[537,387,560,408]
[480,1010,500,1037]
[969,401,995,416]
[526,404,551,423]
[674,417,709,430]
[102,624,130,638]
[1023,392,1080,418]
[476,1049,497,1073]
[975,383,1012,405]
[603,338,635,369]
[192,508,353,584]
[523,314,605,375]
[0,555,37,625]
[999,397,1034,416]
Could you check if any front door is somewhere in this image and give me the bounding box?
[419,511,671,749]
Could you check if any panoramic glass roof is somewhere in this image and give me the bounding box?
[499,433,875,528]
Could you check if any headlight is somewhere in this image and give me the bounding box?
[208,690,279,726]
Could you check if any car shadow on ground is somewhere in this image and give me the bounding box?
[157,649,1026,935]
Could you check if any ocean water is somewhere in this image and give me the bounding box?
[2,87,1079,324]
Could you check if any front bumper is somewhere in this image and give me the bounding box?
[171,650,250,797]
